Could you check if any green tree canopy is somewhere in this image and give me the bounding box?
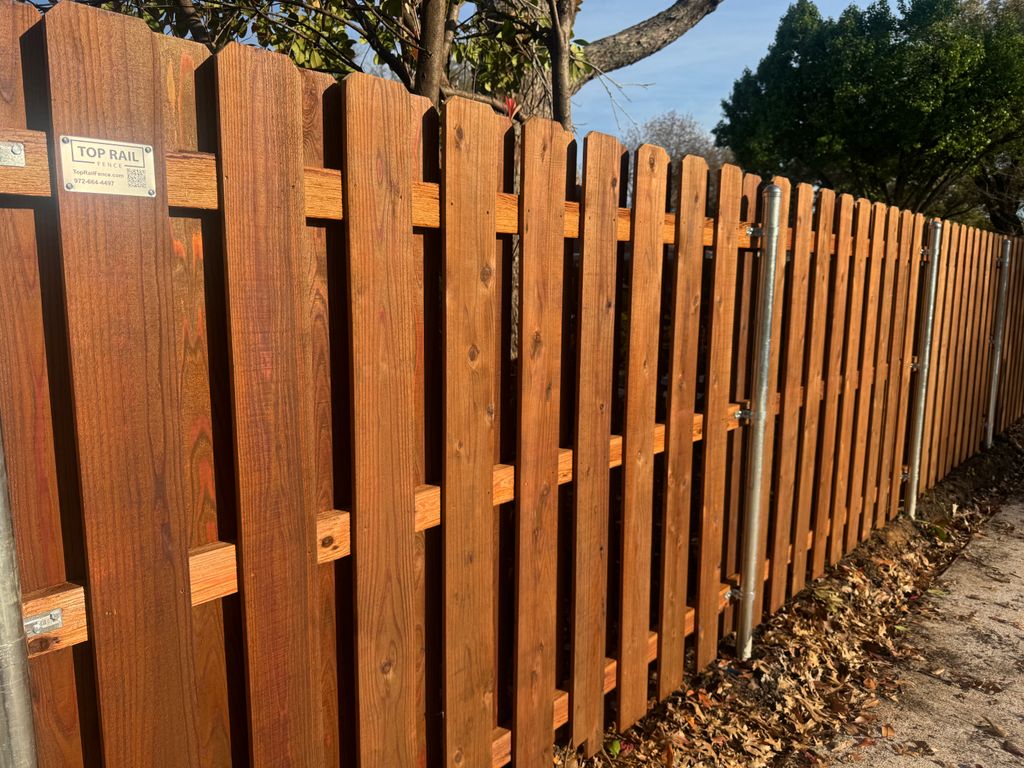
[714,0,1024,230]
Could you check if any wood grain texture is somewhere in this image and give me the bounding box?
[937,225,962,481]
[956,227,982,466]
[790,188,835,595]
[695,163,742,669]
[845,203,885,549]
[617,144,668,729]
[513,117,568,767]
[341,72,419,767]
[810,194,854,578]
[441,97,500,768]
[156,34,236,767]
[44,4,201,764]
[657,155,706,699]
[299,67,341,768]
[885,214,924,520]
[216,42,318,767]
[874,211,916,525]
[767,182,813,612]
[859,206,899,540]
[935,224,963,481]
[828,199,870,565]
[570,132,622,755]
[0,3,84,764]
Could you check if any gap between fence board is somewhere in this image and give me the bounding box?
[0,132,854,253]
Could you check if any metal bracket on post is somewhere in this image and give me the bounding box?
[985,239,1013,449]
[0,417,38,768]
[736,184,782,662]
[905,220,943,521]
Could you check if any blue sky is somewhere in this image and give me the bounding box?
[571,0,874,139]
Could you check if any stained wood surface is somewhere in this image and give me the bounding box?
[875,212,916,525]
[695,163,742,669]
[44,4,201,764]
[300,67,341,768]
[843,204,884,549]
[616,144,668,729]
[441,97,500,768]
[513,117,568,767]
[859,206,899,540]
[790,188,836,595]
[157,34,235,767]
[217,42,318,767]
[767,182,813,611]
[1,6,1023,760]
[811,194,854,578]
[342,73,420,766]
[570,132,622,755]
[0,3,84,765]
[828,200,870,564]
[657,155,706,699]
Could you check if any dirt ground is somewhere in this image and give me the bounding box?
[567,424,1024,767]
[832,501,1024,766]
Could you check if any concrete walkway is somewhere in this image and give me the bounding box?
[839,502,1024,766]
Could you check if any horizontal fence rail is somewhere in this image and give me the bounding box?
[0,2,1022,766]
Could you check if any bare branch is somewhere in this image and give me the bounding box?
[575,0,724,92]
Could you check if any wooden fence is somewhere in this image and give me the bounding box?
[1,2,1022,766]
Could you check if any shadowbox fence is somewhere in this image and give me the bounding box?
[0,2,1022,766]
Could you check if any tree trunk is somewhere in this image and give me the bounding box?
[414,0,447,106]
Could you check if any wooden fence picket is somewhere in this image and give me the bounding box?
[0,5,1022,760]
[767,182,813,612]
[341,73,420,766]
[791,188,836,594]
[656,154,706,700]
[829,199,870,564]
[216,41,319,767]
[811,194,854,578]
[513,117,568,766]
[441,96,501,768]
[43,4,202,764]
[617,144,668,729]
[570,131,622,755]
[695,164,742,669]
[847,204,888,548]
[859,206,899,538]
[0,3,85,765]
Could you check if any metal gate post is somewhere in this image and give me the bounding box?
[905,220,943,521]
[736,183,782,662]
[985,239,1012,449]
[0,415,37,768]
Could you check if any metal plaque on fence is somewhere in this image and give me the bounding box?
[58,135,156,198]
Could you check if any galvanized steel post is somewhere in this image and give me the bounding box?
[985,239,1012,449]
[736,183,782,662]
[905,220,943,521]
[0,416,37,768]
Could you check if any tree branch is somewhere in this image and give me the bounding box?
[574,0,724,92]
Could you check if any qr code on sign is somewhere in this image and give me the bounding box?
[126,167,147,189]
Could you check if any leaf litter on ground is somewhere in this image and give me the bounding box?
[557,424,1024,767]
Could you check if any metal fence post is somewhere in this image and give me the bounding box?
[0,416,36,768]
[736,183,782,662]
[985,239,1012,449]
[905,220,943,521]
